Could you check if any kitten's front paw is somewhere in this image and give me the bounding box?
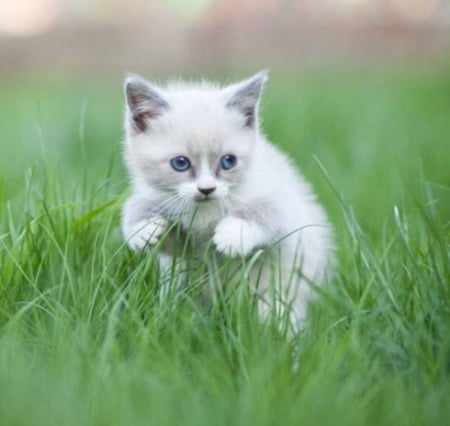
[213,216,263,257]
[126,217,168,250]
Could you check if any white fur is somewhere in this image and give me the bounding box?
[126,216,168,250]
[121,72,334,328]
[213,216,267,257]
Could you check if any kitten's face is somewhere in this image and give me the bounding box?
[124,72,267,209]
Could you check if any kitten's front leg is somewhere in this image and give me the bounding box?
[213,216,270,257]
[122,195,168,250]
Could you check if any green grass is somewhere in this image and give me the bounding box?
[0,65,449,425]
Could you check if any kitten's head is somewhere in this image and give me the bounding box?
[123,71,267,207]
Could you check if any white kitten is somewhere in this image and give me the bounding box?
[121,71,334,328]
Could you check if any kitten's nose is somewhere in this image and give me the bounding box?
[198,187,216,196]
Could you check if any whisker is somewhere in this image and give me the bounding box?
[169,197,193,222]
[217,198,228,217]
[152,195,181,215]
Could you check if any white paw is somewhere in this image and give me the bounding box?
[127,217,168,250]
[213,216,263,257]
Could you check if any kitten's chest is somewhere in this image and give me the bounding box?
[178,202,224,242]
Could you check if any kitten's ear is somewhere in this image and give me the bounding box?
[223,70,268,128]
[125,74,169,133]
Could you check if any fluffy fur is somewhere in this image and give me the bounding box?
[121,71,334,327]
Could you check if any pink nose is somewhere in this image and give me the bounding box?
[198,187,216,196]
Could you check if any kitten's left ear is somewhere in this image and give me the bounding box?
[125,74,169,133]
[223,70,268,129]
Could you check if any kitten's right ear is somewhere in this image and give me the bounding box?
[223,70,268,129]
[125,75,169,133]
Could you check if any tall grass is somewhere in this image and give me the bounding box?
[0,66,449,425]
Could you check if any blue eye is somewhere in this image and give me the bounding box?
[220,154,237,170]
[170,156,191,172]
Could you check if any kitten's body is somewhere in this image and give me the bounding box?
[121,72,334,327]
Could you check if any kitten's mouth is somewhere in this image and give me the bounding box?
[194,196,214,204]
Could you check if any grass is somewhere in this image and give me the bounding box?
[0,65,449,425]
